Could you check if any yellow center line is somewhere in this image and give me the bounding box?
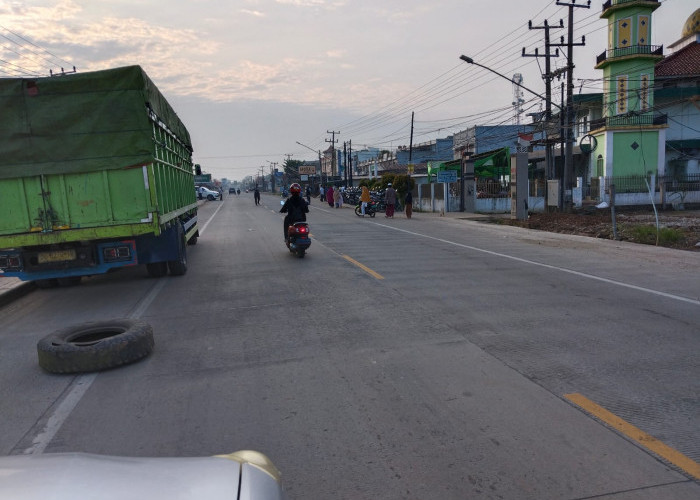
[343,255,384,280]
[565,393,700,480]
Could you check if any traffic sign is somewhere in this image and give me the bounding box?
[437,170,457,183]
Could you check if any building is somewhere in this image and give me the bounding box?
[590,0,666,178]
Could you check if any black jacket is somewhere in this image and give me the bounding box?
[280,195,309,222]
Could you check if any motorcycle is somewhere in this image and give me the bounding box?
[286,221,311,258]
[355,201,376,218]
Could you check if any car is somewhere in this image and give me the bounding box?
[196,186,222,201]
[229,187,236,194]
[0,450,286,499]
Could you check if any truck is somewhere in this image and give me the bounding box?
[0,65,199,287]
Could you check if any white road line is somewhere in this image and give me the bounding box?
[375,222,700,307]
[199,201,225,236]
[23,205,228,455]
[23,373,98,455]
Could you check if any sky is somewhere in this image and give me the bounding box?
[0,0,696,182]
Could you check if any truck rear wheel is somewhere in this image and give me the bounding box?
[37,319,154,374]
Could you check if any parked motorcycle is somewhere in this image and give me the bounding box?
[286,222,311,258]
[355,201,376,218]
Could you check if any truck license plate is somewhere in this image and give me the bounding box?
[38,249,77,264]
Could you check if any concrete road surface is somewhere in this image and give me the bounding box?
[1,193,698,499]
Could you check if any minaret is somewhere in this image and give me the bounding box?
[591,0,666,179]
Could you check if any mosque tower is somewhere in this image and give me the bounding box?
[591,0,667,178]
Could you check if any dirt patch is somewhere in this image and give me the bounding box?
[492,210,700,251]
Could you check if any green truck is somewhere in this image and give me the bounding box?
[0,65,199,286]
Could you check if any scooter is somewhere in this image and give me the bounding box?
[286,222,311,258]
[355,201,376,218]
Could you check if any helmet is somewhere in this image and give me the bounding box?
[289,183,301,194]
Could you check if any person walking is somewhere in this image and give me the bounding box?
[326,186,334,208]
[306,185,311,204]
[384,183,396,218]
[254,186,261,205]
[333,187,341,208]
[360,185,371,216]
[319,185,325,202]
[404,190,413,219]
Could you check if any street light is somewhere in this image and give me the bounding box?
[460,55,567,211]
[459,55,561,111]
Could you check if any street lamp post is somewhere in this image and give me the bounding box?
[296,141,325,191]
[459,55,561,111]
[459,55,564,210]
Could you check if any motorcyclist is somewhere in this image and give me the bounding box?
[279,183,309,241]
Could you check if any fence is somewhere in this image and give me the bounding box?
[415,174,700,214]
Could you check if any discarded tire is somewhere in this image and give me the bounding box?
[37,319,154,374]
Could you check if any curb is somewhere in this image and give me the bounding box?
[0,281,36,308]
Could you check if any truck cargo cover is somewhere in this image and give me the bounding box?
[0,65,192,180]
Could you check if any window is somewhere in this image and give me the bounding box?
[617,17,632,48]
[617,75,628,114]
[596,155,604,177]
[638,15,649,45]
[640,74,650,111]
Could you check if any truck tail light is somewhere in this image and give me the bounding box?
[0,254,21,270]
[102,245,133,262]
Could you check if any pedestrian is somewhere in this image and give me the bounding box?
[384,183,396,218]
[319,185,325,202]
[254,186,260,205]
[333,187,341,208]
[404,190,413,219]
[326,185,334,208]
[360,185,371,216]
[306,185,311,204]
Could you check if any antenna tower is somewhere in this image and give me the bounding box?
[512,73,524,125]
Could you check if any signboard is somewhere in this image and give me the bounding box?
[300,175,309,181]
[194,174,211,183]
[299,166,316,175]
[437,170,457,183]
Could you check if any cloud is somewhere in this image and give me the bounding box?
[0,0,405,112]
[325,49,345,58]
[274,0,345,9]
[240,9,266,17]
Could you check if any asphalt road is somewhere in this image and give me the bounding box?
[1,192,699,499]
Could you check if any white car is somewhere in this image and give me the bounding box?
[0,450,286,500]
[196,186,222,201]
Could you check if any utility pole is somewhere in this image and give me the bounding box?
[523,18,563,209]
[348,139,353,187]
[408,111,414,175]
[267,161,278,192]
[326,130,339,177]
[553,0,590,210]
[343,141,348,188]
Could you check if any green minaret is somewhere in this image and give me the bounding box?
[592,0,666,179]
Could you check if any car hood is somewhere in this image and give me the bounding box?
[0,451,284,500]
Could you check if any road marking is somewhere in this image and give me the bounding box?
[343,255,384,280]
[199,201,224,236]
[565,393,700,480]
[20,201,228,455]
[23,373,98,455]
[374,223,700,307]
[22,267,174,454]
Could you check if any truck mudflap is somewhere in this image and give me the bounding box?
[0,222,188,282]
